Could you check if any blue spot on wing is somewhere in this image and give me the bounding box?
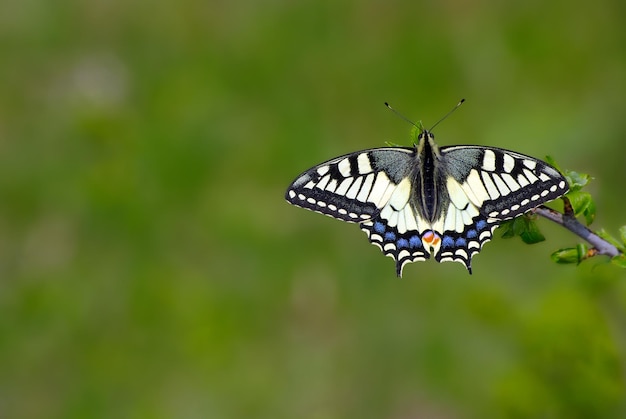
[455,237,467,247]
[476,220,488,231]
[397,238,409,249]
[441,236,455,248]
[374,222,386,234]
[409,235,421,248]
[384,231,396,241]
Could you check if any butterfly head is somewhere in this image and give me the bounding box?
[416,129,441,158]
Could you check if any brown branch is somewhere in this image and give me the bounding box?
[531,198,622,258]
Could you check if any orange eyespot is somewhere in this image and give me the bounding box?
[422,231,441,247]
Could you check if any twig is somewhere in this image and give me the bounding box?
[531,198,622,258]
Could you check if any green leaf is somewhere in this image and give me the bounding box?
[582,195,596,225]
[500,219,516,239]
[619,225,626,246]
[576,243,589,262]
[500,216,545,244]
[611,254,626,268]
[563,170,592,192]
[551,247,580,264]
[511,217,526,236]
[551,244,588,264]
[565,190,595,224]
[519,219,546,244]
[409,125,422,143]
[565,190,591,213]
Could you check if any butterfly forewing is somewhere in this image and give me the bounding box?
[285,148,415,222]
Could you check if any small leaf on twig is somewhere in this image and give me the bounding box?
[500,216,545,244]
[551,244,589,264]
[619,226,626,246]
[565,170,592,192]
[611,254,626,268]
[565,190,596,225]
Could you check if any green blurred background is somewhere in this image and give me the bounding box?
[2,0,626,417]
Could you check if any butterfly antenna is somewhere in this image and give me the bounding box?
[429,98,465,131]
[384,102,423,131]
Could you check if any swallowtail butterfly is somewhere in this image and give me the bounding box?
[285,111,569,277]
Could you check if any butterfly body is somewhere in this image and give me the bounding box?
[286,129,569,277]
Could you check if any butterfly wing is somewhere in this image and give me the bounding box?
[433,146,569,271]
[285,148,409,221]
[285,148,432,274]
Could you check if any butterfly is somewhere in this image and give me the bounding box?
[285,109,569,277]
